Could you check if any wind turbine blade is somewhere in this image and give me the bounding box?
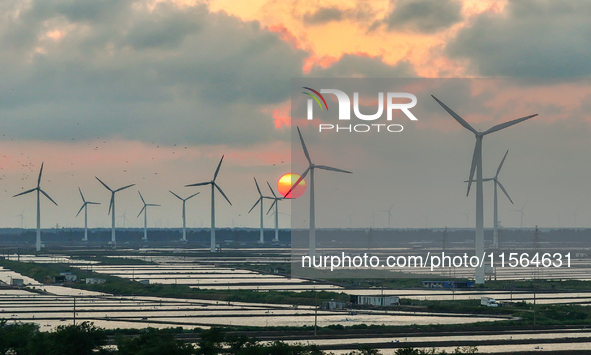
[431,95,477,134]
[267,200,277,215]
[496,150,509,178]
[88,202,101,205]
[115,184,135,192]
[297,127,312,165]
[95,177,113,192]
[138,191,145,204]
[147,204,160,207]
[483,114,537,135]
[39,189,58,206]
[186,192,199,200]
[466,140,480,196]
[186,181,210,187]
[248,198,261,213]
[13,188,37,198]
[315,165,352,174]
[496,181,513,204]
[137,206,145,218]
[214,183,232,206]
[37,162,44,187]
[76,204,85,217]
[283,168,309,198]
[213,155,224,181]
[266,181,278,198]
[169,190,182,200]
[78,187,86,203]
[254,177,262,196]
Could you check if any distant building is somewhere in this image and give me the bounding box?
[11,279,24,287]
[422,280,474,289]
[60,272,78,282]
[86,278,106,284]
[350,295,399,307]
[270,267,287,274]
[322,300,347,310]
[138,279,150,285]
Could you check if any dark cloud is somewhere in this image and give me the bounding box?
[384,0,463,33]
[447,0,591,77]
[0,1,308,147]
[308,54,416,78]
[302,7,343,25]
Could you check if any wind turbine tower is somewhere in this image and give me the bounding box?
[248,178,272,244]
[13,163,57,252]
[286,127,352,256]
[95,177,135,248]
[381,205,394,228]
[186,156,232,253]
[137,192,160,241]
[266,181,288,242]
[170,190,199,242]
[432,95,536,284]
[76,188,100,242]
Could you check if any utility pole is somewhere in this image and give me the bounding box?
[314,293,318,336]
[73,297,76,326]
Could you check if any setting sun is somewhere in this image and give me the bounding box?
[277,173,306,199]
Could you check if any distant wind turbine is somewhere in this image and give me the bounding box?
[137,192,160,241]
[514,203,527,228]
[76,188,100,242]
[432,95,536,284]
[285,127,352,255]
[14,163,57,252]
[118,210,129,228]
[381,205,394,228]
[15,209,25,229]
[485,151,513,249]
[169,190,199,242]
[248,178,272,244]
[95,177,135,248]
[186,155,232,252]
[266,181,289,242]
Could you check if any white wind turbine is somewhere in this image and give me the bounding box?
[484,150,513,249]
[465,151,514,249]
[286,127,352,256]
[76,188,100,242]
[432,95,536,284]
[514,203,527,228]
[95,177,135,248]
[186,155,232,253]
[266,181,289,243]
[169,190,199,242]
[137,192,160,241]
[248,178,272,244]
[381,205,394,228]
[14,163,57,252]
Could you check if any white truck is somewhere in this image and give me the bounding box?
[481,297,499,307]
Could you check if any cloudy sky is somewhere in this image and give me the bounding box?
[1,0,591,230]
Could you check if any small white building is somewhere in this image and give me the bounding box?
[86,278,106,284]
[11,278,24,287]
[350,295,399,307]
[60,272,78,282]
[138,279,150,285]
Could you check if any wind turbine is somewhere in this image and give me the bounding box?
[14,163,57,252]
[169,190,199,242]
[460,210,470,228]
[95,177,135,248]
[15,209,25,229]
[137,192,160,241]
[266,181,289,242]
[381,205,394,228]
[514,203,526,228]
[186,155,232,252]
[248,178,272,244]
[432,95,536,284]
[76,188,100,242]
[119,210,129,228]
[285,127,352,255]
[485,150,513,249]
